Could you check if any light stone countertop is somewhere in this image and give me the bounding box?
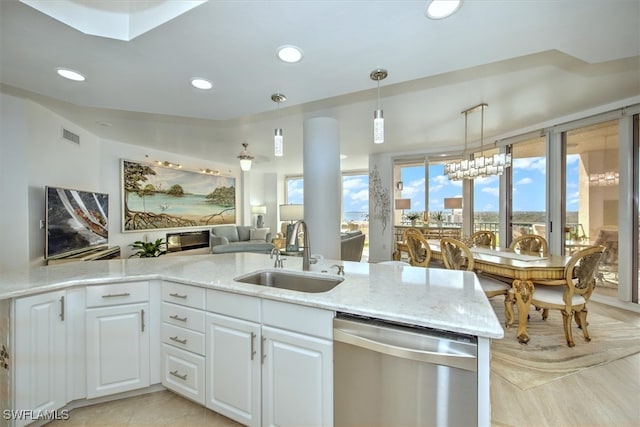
[0,253,504,339]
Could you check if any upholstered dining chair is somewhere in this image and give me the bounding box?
[512,245,605,347]
[509,234,548,256]
[469,230,496,248]
[440,237,511,300]
[405,229,432,267]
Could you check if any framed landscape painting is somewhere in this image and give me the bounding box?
[122,159,236,231]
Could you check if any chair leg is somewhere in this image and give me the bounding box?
[561,309,576,347]
[504,293,515,328]
[541,308,549,320]
[575,307,591,342]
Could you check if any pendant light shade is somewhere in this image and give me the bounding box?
[271,93,286,157]
[370,68,388,144]
[237,143,254,171]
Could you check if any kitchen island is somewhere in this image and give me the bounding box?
[0,253,503,427]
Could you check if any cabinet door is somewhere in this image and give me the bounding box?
[205,313,261,427]
[262,326,333,427]
[86,303,150,398]
[14,291,67,427]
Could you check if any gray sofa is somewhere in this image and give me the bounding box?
[210,225,274,254]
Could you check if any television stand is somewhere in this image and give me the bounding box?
[47,246,120,265]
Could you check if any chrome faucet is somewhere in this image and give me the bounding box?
[289,220,312,271]
[270,247,284,268]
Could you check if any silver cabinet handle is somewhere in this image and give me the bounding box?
[102,292,131,298]
[170,370,187,381]
[169,314,187,322]
[59,296,65,321]
[141,309,145,332]
[250,332,256,360]
[170,336,187,345]
[169,292,187,299]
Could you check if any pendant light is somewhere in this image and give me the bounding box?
[237,143,254,171]
[271,93,286,157]
[370,68,388,144]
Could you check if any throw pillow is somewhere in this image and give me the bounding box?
[212,225,239,242]
[237,225,252,241]
[250,228,270,241]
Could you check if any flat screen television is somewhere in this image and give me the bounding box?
[45,186,109,259]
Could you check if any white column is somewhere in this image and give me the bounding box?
[303,117,341,259]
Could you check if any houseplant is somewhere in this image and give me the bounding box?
[405,212,421,226]
[130,238,167,258]
[430,211,445,227]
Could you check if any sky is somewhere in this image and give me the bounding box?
[287,154,581,220]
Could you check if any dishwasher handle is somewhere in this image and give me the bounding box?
[334,327,477,372]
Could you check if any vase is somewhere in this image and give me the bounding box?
[411,220,416,226]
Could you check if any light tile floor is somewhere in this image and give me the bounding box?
[47,391,241,427]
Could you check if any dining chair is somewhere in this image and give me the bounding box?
[469,230,496,248]
[509,234,548,256]
[405,229,432,267]
[440,237,511,300]
[512,245,605,347]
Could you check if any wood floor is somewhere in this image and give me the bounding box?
[46,301,640,427]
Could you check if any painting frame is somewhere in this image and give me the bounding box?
[121,159,236,232]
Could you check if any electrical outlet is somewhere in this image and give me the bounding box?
[39,219,45,229]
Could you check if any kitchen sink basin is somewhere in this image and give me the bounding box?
[234,270,344,293]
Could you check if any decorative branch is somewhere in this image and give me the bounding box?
[369,165,390,233]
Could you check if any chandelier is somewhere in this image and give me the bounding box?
[444,103,512,181]
[589,171,619,186]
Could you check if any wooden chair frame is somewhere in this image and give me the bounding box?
[509,234,549,256]
[470,230,496,248]
[509,245,605,347]
[405,229,432,267]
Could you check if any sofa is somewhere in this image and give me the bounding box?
[341,230,365,262]
[210,225,274,254]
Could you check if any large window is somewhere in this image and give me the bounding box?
[509,137,547,244]
[565,120,619,297]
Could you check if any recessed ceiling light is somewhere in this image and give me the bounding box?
[56,68,85,81]
[425,0,462,20]
[191,78,213,90]
[277,45,303,63]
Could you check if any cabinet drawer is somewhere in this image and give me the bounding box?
[162,323,205,356]
[161,302,205,332]
[206,289,260,322]
[162,344,205,405]
[262,299,334,340]
[162,282,206,309]
[86,281,149,307]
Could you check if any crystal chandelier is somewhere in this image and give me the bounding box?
[589,171,619,186]
[444,103,512,181]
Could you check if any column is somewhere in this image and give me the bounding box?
[303,116,341,259]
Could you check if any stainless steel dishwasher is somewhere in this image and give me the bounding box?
[334,314,478,427]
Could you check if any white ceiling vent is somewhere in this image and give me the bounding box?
[62,128,80,144]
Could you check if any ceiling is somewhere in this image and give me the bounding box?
[1,0,639,175]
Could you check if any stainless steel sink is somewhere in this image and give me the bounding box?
[234,270,344,293]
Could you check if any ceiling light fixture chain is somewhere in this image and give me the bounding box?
[444,102,511,181]
[272,93,286,157]
[370,68,388,144]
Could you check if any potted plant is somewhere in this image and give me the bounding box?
[430,211,445,227]
[405,212,421,226]
[130,238,167,258]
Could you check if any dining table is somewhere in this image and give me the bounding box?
[419,240,572,344]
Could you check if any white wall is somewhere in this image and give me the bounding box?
[0,93,29,271]
[0,92,244,269]
[99,140,241,258]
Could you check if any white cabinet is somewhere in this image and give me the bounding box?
[205,290,333,427]
[206,312,261,427]
[261,300,334,427]
[13,290,66,427]
[85,281,150,398]
[161,282,206,405]
[261,326,333,427]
